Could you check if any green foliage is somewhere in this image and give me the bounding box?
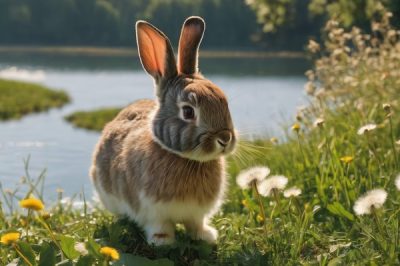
[0,79,70,120]
[0,0,260,49]
[65,108,121,131]
[247,0,400,32]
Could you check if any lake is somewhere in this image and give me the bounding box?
[0,53,309,199]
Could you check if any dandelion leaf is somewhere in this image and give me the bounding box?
[327,202,354,221]
[59,235,80,260]
[18,242,37,266]
[38,242,56,266]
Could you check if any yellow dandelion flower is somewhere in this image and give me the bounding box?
[1,232,20,245]
[100,246,119,261]
[291,123,301,132]
[20,198,44,211]
[270,137,278,144]
[242,199,248,207]
[256,214,264,223]
[340,156,354,164]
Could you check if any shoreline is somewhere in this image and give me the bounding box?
[0,46,306,59]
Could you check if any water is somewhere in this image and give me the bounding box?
[0,53,309,198]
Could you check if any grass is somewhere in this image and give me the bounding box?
[65,108,121,131]
[0,79,70,120]
[2,14,400,265]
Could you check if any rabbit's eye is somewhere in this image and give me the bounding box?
[182,105,195,120]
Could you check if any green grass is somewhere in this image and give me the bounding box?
[2,16,400,265]
[65,108,121,131]
[0,79,70,120]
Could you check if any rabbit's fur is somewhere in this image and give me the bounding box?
[90,16,236,245]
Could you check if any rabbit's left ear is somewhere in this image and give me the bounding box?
[178,16,205,75]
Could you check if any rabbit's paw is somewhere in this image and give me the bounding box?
[145,224,175,246]
[194,225,218,244]
[149,233,175,246]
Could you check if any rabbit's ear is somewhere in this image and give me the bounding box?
[178,16,205,75]
[136,21,177,82]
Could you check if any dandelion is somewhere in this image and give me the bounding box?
[236,166,270,189]
[1,232,32,266]
[1,232,20,245]
[236,166,271,233]
[258,175,288,197]
[291,123,301,132]
[357,124,377,135]
[395,174,400,191]
[353,189,387,215]
[100,246,120,261]
[340,156,354,164]
[313,118,325,128]
[74,242,88,256]
[20,198,44,211]
[256,214,264,223]
[270,137,278,144]
[283,187,302,198]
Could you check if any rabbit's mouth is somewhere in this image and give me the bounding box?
[181,130,237,161]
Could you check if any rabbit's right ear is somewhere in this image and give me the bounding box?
[136,21,177,83]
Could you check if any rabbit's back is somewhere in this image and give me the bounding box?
[90,99,156,213]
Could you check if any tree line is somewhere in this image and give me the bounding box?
[0,0,399,51]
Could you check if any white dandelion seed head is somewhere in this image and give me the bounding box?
[357,123,377,135]
[353,189,387,215]
[395,174,400,191]
[283,187,302,198]
[258,175,288,197]
[236,166,270,189]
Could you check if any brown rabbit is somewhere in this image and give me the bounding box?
[90,16,236,245]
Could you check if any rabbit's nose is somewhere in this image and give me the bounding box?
[216,131,232,147]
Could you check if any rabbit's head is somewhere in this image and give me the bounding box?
[136,16,236,161]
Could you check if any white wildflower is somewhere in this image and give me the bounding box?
[357,124,377,135]
[283,187,302,198]
[304,81,316,95]
[236,166,270,189]
[313,118,325,128]
[258,175,288,197]
[395,174,400,191]
[74,242,88,256]
[353,189,387,215]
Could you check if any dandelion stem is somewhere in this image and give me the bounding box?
[296,132,307,167]
[13,243,33,266]
[25,210,31,243]
[366,132,382,171]
[292,197,302,215]
[389,117,398,169]
[37,217,64,260]
[371,207,386,244]
[252,181,267,234]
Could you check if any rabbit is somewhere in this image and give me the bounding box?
[90,16,236,246]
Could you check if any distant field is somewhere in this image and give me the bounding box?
[0,79,70,120]
[0,46,305,59]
